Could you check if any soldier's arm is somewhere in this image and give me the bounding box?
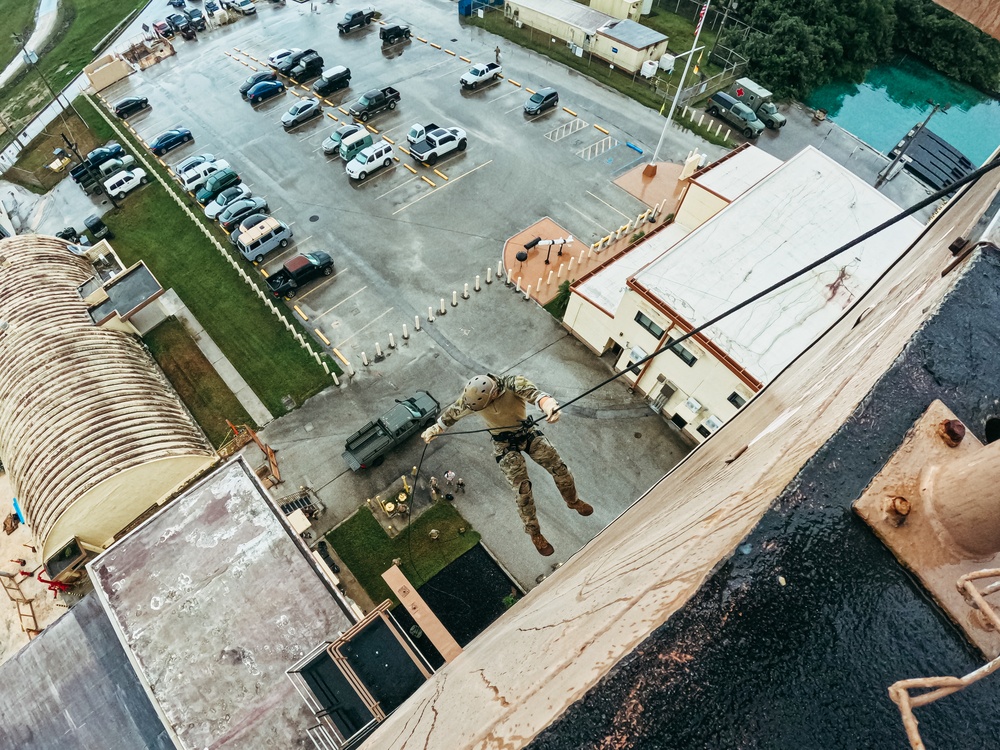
[506,375,561,423]
[438,398,474,429]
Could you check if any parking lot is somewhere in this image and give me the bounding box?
[97,0,706,587]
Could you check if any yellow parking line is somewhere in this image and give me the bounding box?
[249,65,257,71]
[445,49,456,56]
[260,268,269,277]
[563,107,578,116]
[508,79,521,87]
[240,60,248,66]
[459,56,471,63]
[314,328,330,345]
[290,90,302,97]
[300,85,311,92]
[594,124,609,134]
[338,107,349,115]
[333,348,350,366]
[295,305,308,320]
[421,175,436,187]
[225,51,232,56]
[366,124,378,133]
[526,88,536,94]
[398,145,410,155]
[416,36,427,43]
[326,112,338,120]
[233,47,240,52]
[383,135,394,144]
[404,163,417,174]
[433,169,448,181]
[429,42,441,49]
[393,156,400,162]
[323,99,335,107]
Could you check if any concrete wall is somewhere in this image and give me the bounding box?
[590,0,642,21]
[674,181,728,228]
[592,33,669,73]
[563,293,617,354]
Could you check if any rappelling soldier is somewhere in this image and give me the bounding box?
[422,374,592,556]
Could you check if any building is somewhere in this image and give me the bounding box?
[564,146,925,444]
[356,151,1000,749]
[0,234,217,570]
[504,0,668,72]
[589,0,642,21]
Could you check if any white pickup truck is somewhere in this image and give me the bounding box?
[409,126,467,166]
[460,62,502,89]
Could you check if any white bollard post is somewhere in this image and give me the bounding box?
[389,333,396,348]
[698,113,704,127]
[332,371,340,386]
[537,276,542,291]
[547,270,554,285]
[524,285,532,300]
[414,315,421,331]
[725,129,731,141]
[578,251,585,265]
[568,257,575,274]
[506,268,514,286]
[428,306,435,322]
[345,360,356,377]
[439,298,447,315]
[451,290,458,307]
[557,263,565,279]
[402,324,410,340]
[515,277,522,293]
[475,275,481,292]
[463,283,470,299]
[485,268,492,285]
[362,351,370,366]
[497,260,504,278]
[375,342,383,359]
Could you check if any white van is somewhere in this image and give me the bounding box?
[236,217,293,263]
[179,159,230,192]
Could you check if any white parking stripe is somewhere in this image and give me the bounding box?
[334,307,395,349]
[314,286,369,321]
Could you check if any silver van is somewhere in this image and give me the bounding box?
[339,129,373,161]
[236,216,293,263]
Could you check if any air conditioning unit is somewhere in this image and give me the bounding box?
[515,19,523,28]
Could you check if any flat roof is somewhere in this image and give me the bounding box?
[88,261,163,324]
[691,145,783,201]
[508,0,613,34]
[574,222,689,314]
[88,459,356,749]
[633,146,925,381]
[599,19,667,49]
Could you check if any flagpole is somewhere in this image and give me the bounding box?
[646,0,711,175]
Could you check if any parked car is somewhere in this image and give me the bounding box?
[196,167,241,205]
[345,140,393,181]
[184,8,207,31]
[524,87,559,115]
[338,6,375,34]
[240,70,277,97]
[267,47,302,68]
[221,0,256,14]
[348,86,399,122]
[204,184,251,219]
[98,155,137,178]
[461,62,502,89]
[149,128,192,155]
[219,197,269,231]
[173,152,216,175]
[290,52,324,83]
[339,130,373,161]
[247,80,285,104]
[380,24,410,45]
[229,212,269,245]
[322,123,362,155]
[276,48,316,75]
[168,0,186,7]
[235,216,293,263]
[152,20,174,38]
[705,91,764,139]
[266,252,334,299]
[312,66,351,97]
[178,159,229,191]
[113,96,149,118]
[103,168,148,200]
[71,143,125,183]
[342,391,440,471]
[166,13,191,32]
[281,98,322,129]
[205,0,220,14]
[409,126,466,166]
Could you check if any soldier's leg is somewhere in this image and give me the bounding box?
[495,446,540,534]
[527,434,580,506]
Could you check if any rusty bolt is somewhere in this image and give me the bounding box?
[890,496,911,516]
[939,419,966,447]
[884,495,911,525]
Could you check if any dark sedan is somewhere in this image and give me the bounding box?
[184,8,207,30]
[240,70,277,97]
[219,197,269,231]
[276,48,316,75]
[113,96,149,119]
[281,98,322,129]
[149,128,192,156]
[247,80,285,105]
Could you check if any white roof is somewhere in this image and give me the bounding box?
[575,223,689,314]
[508,0,614,34]
[633,146,925,381]
[691,146,782,201]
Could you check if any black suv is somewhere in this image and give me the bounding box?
[290,53,324,83]
[183,8,207,31]
[165,13,191,33]
[380,24,410,45]
[276,48,316,76]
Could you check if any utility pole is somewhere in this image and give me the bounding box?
[59,132,119,210]
[875,100,948,189]
[11,30,80,130]
[709,0,737,61]
[647,0,712,176]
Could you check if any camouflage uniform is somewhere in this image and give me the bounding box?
[437,374,578,534]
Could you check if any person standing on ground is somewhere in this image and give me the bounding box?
[495,45,501,64]
[422,374,591,556]
[444,470,456,486]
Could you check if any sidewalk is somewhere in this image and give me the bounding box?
[0,0,60,91]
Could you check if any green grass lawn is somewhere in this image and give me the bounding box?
[0,0,146,148]
[327,503,481,607]
[0,0,40,72]
[2,108,105,193]
[71,97,334,416]
[143,317,255,446]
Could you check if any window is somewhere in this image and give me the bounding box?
[667,337,697,367]
[728,392,747,408]
[697,425,711,438]
[634,311,664,339]
[670,413,687,429]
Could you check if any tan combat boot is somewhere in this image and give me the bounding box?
[567,499,593,516]
[530,532,554,556]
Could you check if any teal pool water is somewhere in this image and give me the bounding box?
[806,55,1000,166]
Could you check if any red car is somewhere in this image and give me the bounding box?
[152,20,174,38]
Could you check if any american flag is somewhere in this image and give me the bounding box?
[695,2,709,36]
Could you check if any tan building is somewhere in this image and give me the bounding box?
[564,146,925,444]
[590,0,642,21]
[504,0,667,72]
[0,234,217,568]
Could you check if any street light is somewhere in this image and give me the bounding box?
[56,133,119,210]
